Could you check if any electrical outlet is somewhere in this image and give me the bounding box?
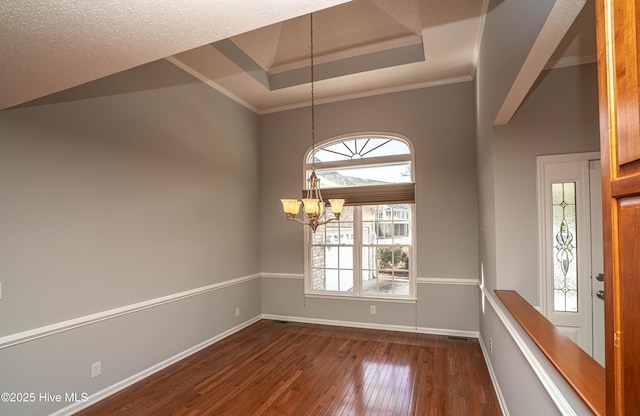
[91,361,101,378]
[489,338,493,353]
[369,305,376,315]
[235,306,240,317]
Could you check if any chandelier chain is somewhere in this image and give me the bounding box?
[279,12,344,233]
[310,13,316,170]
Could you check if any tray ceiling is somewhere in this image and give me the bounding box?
[1,0,596,115]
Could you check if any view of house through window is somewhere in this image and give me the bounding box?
[305,135,415,299]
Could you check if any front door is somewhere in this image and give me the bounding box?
[537,152,600,356]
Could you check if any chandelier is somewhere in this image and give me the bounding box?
[280,13,345,233]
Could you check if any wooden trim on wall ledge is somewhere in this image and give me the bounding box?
[494,290,605,416]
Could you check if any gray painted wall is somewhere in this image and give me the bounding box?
[259,84,481,333]
[476,0,557,294]
[476,0,601,414]
[493,63,600,305]
[0,60,262,415]
[262,277,480,332]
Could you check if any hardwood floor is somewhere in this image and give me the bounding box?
[75,320,502,415]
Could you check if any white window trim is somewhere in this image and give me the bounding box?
[302,132,417,301]
[304,293,418,303]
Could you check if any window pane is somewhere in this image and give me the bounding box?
[362,269,378,295]
[337,205,354,221]
[312,268,325,291]
[377,223,393,240]
[392,279,410,296]
[394,247,410,271]
[340,270,354,293]
[362,206,377,221]
[339,246,353,268]
[552,182,578,313]
[376,247,394,272]
[312,246,324,265]
[362,246,375,270]
[325,246,338,268]
[314,163,411,188]
[362,221,376,244]
[312,137,410,163]
[325,269,339,291]
[339,227,354,245]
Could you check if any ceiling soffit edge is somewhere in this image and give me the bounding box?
[213,40,426,92]
[494,0,588,125]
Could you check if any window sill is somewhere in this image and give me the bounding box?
[494,290,605,416]
[304,293,417,304]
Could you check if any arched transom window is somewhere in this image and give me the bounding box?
[307,135,412,189]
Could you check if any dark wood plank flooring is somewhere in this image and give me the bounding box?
[75,320,502,415]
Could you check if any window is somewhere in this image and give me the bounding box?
[304,135,415,299]
[552,182,578,312]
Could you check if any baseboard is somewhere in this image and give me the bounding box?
[478,333,510,416]
[261,313,479,339]
[51,315,262,416]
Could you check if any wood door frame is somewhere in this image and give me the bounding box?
[596,0,640,412]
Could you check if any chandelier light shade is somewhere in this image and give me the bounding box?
[280,13,344,232]
[281,172,345,232]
